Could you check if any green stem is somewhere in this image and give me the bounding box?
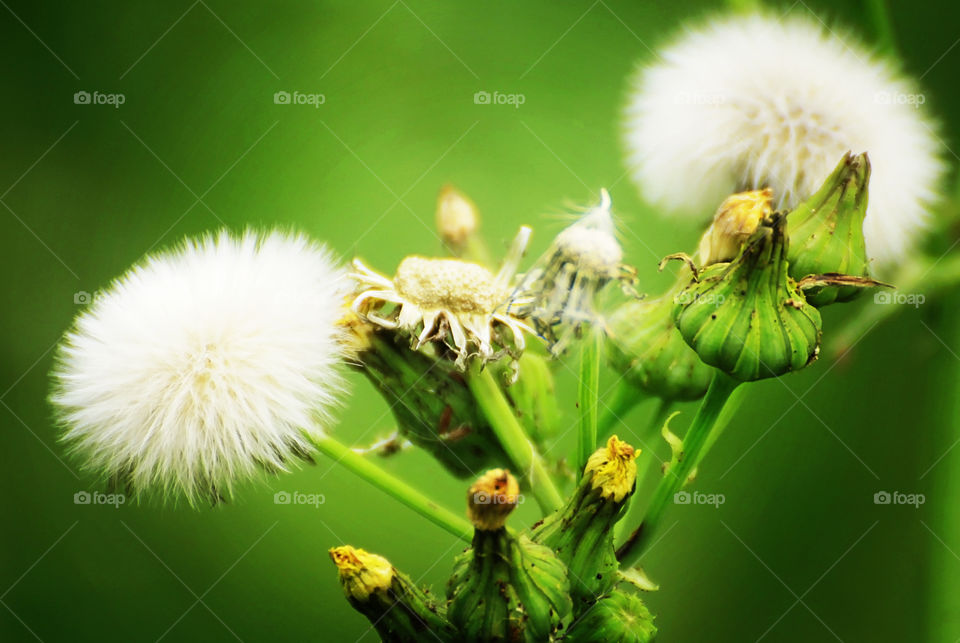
[308,434,473,543]
[596,380,645,441]
[577,330,602,478]
[613,399,673,543]
[926,290,960,641]
[696,383,749,467]
[616,372,741,567]
[864,0,899,57]
[466,365,564,513]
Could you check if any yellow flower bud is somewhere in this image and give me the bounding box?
[329,545,393,601]
[467,468,520,530]
[698,188,773,266]
[585,435,639,502]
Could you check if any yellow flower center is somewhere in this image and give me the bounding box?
[394,256,508,314]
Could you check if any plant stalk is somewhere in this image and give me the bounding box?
[308,434,473,543]
[616,372,740,567]
[577,330,602,478]
[466,364,564,513]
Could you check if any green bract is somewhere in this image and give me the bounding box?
[446,529,572,642]
[607,293,713,401]
[788,152,872,307]
[562,588,657,642]
[673,213,822,382]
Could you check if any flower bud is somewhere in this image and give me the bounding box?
[330,545,455,642]
[467,468,520,531]
[447,473,572,642]
[530,436,639,611]
[607,292,713,402]
[698,188,773,266]
[673,213,822,382]
[436,184,479,251]
[563,588,657,642]
[787,152,872,306]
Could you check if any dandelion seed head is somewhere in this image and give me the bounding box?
[51,229,350,504]
[624,12,945,267]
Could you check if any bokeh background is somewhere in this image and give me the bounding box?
[3,0,960,641]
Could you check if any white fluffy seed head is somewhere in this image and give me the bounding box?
[624,12,945,269]
[51,229,351,505]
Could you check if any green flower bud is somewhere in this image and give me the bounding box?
[673,213,822,382]
[607,292,713,402]
[530,436,639,612]
[447,470,572,642]
[563,588,657,642]
[788,152,872,306]
[330,545,455,642]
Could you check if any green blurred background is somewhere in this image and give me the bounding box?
[3,0,960,640]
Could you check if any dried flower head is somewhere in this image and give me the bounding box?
[509,190,635,354]
[624,12,945,267]
[351,227,532,368]
[50,230,350,504]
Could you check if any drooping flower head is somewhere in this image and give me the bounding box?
[509,189,635,354]
[624,12,945,268]
[51,230,350,504]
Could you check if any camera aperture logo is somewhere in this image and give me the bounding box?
[74,490,125,508]
[472,490,524,505]
[73,90,125,108]
[674,490,725,508]
[274,490,325,508]
[273,90,325,108]
[873,490,924,508]
[473,90,525,108]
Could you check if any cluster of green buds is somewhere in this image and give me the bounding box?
[332,442,657,642]
[609,155,882,398]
